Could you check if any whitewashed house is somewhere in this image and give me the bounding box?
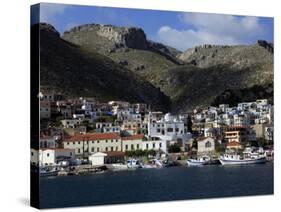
[61,119,82,128]
[197,137,216,155]
[142,137,166,153]
[88,152,107,166]
[148,113,191,149]
[40,136,57,148]
[32,148,75,166]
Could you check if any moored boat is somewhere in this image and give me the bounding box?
[40,166,60,177]
[142,159,163,169]
[219,147,267,165]
[187,156,210,166]
[127,159,142,169]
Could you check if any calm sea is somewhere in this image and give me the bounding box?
[39,162,273,208]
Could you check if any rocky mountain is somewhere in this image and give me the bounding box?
[36,23,171,111]
[62,24,182,79]
[39,23,273,112]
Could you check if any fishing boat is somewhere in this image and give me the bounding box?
[187,156,210,166]
[219,147,267,165]
[142,159,163,169]
[127,159,142,169]
[40,166,60,177]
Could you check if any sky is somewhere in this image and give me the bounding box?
[31,3,274,51]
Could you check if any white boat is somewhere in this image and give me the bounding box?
[187,156,210,166]
[40,166,59,177]
[219,147,267,165]
[127,159,142,169]
[142,159,163,169]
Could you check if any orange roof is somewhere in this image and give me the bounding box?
[121,134,144,140]
[227,141,242,147]
[63,133,120,142]
[197,137,207,142]
[40,148,74,151]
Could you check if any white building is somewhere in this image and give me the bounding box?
[148,113,191,145]
[31,148,75,166]
[40,136,57,148]
[88,152,107,166]
[61,119,82,128]
[197,137,216,154]
[142,138,167,153]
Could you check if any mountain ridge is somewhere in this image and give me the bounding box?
[38,22,274,112]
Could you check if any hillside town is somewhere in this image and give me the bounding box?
[31,92,274,175]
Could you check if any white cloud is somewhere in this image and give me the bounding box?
[156,13,266,51]
[40,3,71,25]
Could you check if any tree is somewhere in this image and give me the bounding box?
[187,115,193,133]
[168,143,181,153]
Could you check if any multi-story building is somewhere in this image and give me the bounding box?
[142,137,167,153]
[121,134,143,151]
[31,148,75,166]
[63,133,122,158]
[40,101,51,119]
[224,126,256,144]
[40,136,57,148]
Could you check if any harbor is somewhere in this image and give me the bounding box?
[35,145,273,177]
[39,162,273,209]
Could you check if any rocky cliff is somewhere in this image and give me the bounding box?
[37,23,171,111]
[40,23,273,112]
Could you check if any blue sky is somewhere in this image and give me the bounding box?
[32,3,273,51]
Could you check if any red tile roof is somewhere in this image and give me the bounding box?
[227,141,242,147]
[63,133,120,142]
[40,148,74,151]
[196,137,207,142]
[121,134,144,140]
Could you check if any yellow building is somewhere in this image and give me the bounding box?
[63,133,121,158]
[121,134,144,151]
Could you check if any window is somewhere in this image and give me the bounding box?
[70,152,72,156]
[111,140,113,143]
[131,144,134,150]
[97,147,100,152]
[116,146,118,151]
[78,141,80,144]
[116,139,118,142]
[31,152,34,156]
[67,142,69,145]
[175,128,179,132]
[146,143,149,149]
[78,149,80,153]
[157,128,161,133]
[137,144,139,149]
[92,141,94,144]
[106,140,108,143]
[167,128,173,132]
[111,147,114,151]
[91,147,95,152]
[125,145,128,150]
[205,141,212,148]
[159,143,162,148]
[105,147,108,151]
[153,143,155,148]
[47,153,50,157]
